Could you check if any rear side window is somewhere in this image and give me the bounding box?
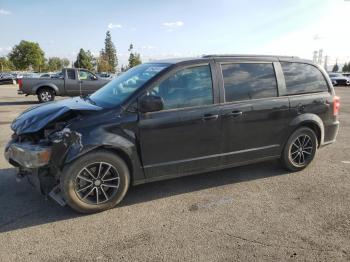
[281,62,328,95]
[221,63,277,102]
[67,69,76,80]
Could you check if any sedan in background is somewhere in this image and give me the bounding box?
[97,72,117,79]
[0,73,16,85]
[328,73,350,86]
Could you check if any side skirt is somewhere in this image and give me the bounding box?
[132,155,280,186]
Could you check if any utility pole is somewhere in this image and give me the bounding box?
[313,51,318,63]
[318,49,323,65]
[324,55,328,71]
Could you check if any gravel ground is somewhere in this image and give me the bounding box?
[0,85,349,261]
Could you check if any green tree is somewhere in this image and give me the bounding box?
[8,40,45,71]
[47,57,63,71]
[342,63,346,72]
[62,58,70,68]
[97,49,110,72]
[0,56,14,71]
[332,63,339,72]
[74,48,94,70]
[103,31,117,73]
[128,44,142,68]
[120,64,128,72]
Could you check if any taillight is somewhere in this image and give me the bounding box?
[333,96,340,116]
[18,79,22,89]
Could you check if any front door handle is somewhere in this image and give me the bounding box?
[225,110,243,117]
[202,113,219,121]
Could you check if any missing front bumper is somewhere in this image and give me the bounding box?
[4,141,66,206]
[14,167,57,195]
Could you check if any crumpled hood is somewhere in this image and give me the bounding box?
[12,97,103,135]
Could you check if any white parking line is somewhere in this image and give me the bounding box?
[341,161,350,164]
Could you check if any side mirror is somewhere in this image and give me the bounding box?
[90,75,97,80]
[139,95,164,113]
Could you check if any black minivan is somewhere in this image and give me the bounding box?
[5,55,340,213]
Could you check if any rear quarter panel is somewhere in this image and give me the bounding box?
[22,78,64,95]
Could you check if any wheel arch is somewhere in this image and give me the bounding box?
[34,84,58,95]
[61,143,144,185]
[288,113,324,147]
[97,146,134,182]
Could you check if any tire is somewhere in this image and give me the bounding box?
[60,150,130,213]
[281,127,318,172]
[37,87,55,103]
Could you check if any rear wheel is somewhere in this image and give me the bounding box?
[60,150,130,213]
[37,87,55,103]
[281,127,317,171]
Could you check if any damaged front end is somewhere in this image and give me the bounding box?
[4,97,102,204]
[5,121,83,204]
[5,132,58,200]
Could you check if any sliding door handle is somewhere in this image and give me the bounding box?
[225,111,243,117]
[202,114,219,121]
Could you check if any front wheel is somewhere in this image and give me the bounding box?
[37,87,55,103]
[281,127,318,172]
[60,150,130,213]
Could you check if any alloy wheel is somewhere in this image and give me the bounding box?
[74,162,120,205]
[289,134,313,167]
[40,91,52,102]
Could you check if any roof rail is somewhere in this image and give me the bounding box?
[202,54,299,59]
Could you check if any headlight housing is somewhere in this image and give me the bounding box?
[5,142,52,168]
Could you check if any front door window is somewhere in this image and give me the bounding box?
[150,65,213,110]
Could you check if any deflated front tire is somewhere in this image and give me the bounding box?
[60,150,130,213]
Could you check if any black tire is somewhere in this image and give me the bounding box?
[60,150,130,213]
[37,87,55,103]
[281,127,318,172]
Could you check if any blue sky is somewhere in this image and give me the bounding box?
[0,0,349,66]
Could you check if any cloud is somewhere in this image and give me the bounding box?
[313,34,327,41]
[0,46,11,55]
[255,1,350,63]
[162,21,184,29]
[141,45,156,50]
[108,23,122,29]
[0,8,11,15]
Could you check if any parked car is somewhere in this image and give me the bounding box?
[17,68,110,102]
[97,72,115,79]
[51,72,63,78]
[40,73,55,78]
[328,73,350,86]
[0,73,16,85]
[21,72,41,78]
[342,72,350,78]
[5,55,340,213]
[10,73,22,83]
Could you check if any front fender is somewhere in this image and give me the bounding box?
[52,126,145,183]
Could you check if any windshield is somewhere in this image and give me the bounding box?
[90,63,170,108]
